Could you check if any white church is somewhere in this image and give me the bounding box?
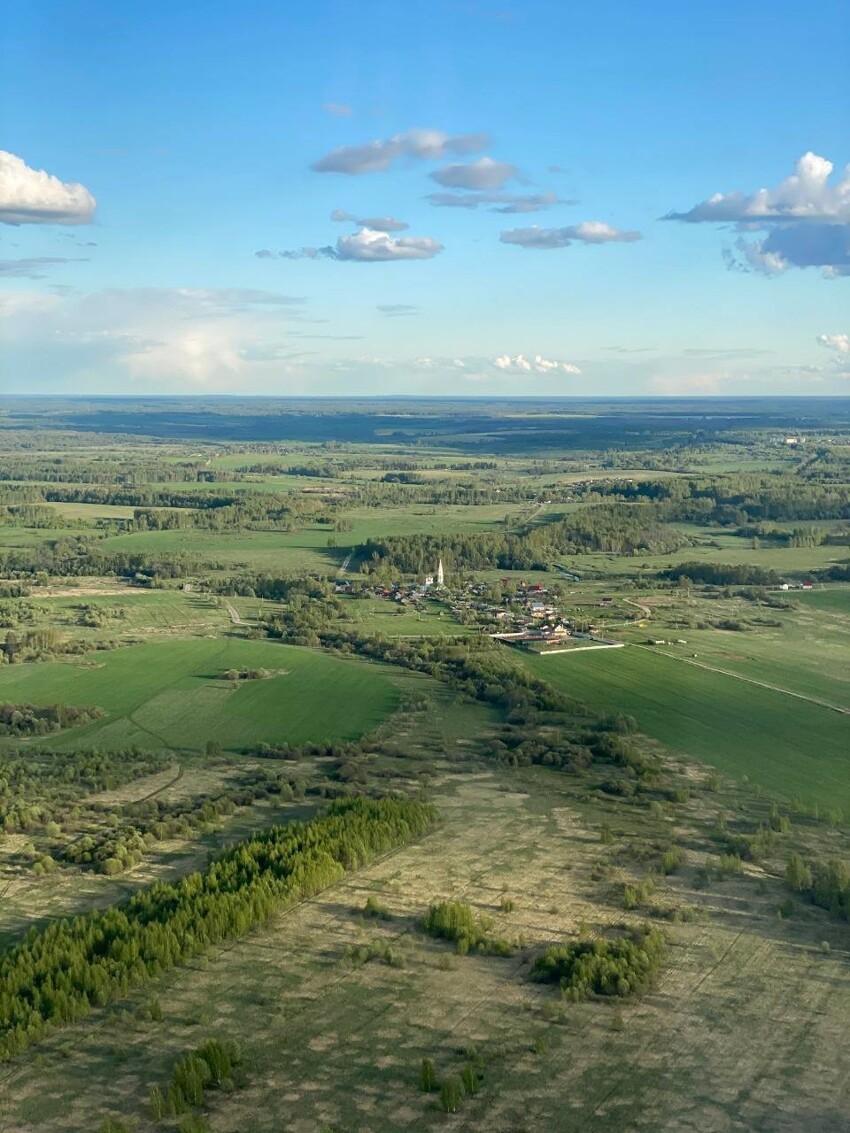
[424,558,445,588]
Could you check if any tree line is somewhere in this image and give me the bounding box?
[0,796,435,1059]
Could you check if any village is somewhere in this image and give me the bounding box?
[335,559,626,654]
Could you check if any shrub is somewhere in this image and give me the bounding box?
[421,901,513,956]
[362,894,391,920]
[461,1061,480,1095]
[420,1057,437,1092]
[531,926,665,1000]
[440,1076,463,1113]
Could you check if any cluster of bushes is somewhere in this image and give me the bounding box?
[786,853,849,920]
[531,925,665,1000]
[421,901,513,956]
[0,701,104,737]
[149,1039,242,1120]
[483,712,659,793]
[0,796,436,1059]
[420,1051,484,1114]
[714,807,790,864]
[223,667,270,681]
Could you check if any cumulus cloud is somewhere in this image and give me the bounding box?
[330,209,409,231]
[665,152,850,224]
[336,228,442,261]
[257,227,443,262]
[817,333,850,354]
[500,221,641,249]
[0,151,97,225]
[0,256,87,278]
[377,303,419,316]
[312,129,488,174]
[493,353,581,374]
[430,156,518,190]
[322,102,353,117]
[426,190,573,213]
[665,152,850,278]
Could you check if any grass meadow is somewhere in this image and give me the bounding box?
[0,637,399,752]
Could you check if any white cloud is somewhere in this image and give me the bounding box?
[493,353,581,374]
[330,209,409,231]
[430,156,518,190]
[817,333,850,354]
[311,129,488,174]
[500,221,641,249]
[665,152,850,224]
[322,102,353,117]
[665,153,850,278]
[336,228,443,261]
[260,227,443,262]
[0,151,97,225]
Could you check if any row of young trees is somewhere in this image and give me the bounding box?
[0,796,435,1059]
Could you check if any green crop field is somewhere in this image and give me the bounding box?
[795,586,850,614]
[0,637,399,752]
[523,645,850,812]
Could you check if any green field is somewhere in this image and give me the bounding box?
[0,638,399,751]
[795,586,850,614]
[523,645,850,812]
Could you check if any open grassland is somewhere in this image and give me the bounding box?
[41,501,140,520]
[1,773,848,1133]
[0,637,399,752]
[523,647,850,813]
[30,588,227,633]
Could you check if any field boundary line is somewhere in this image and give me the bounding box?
[537,642,626,656]
[635,645,850,715]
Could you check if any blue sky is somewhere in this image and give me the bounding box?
[1,0,848,395]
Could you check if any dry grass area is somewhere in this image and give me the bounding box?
[1,773,848,1132]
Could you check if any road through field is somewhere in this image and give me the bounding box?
[225,602,244,625]
[638,645,850,715]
